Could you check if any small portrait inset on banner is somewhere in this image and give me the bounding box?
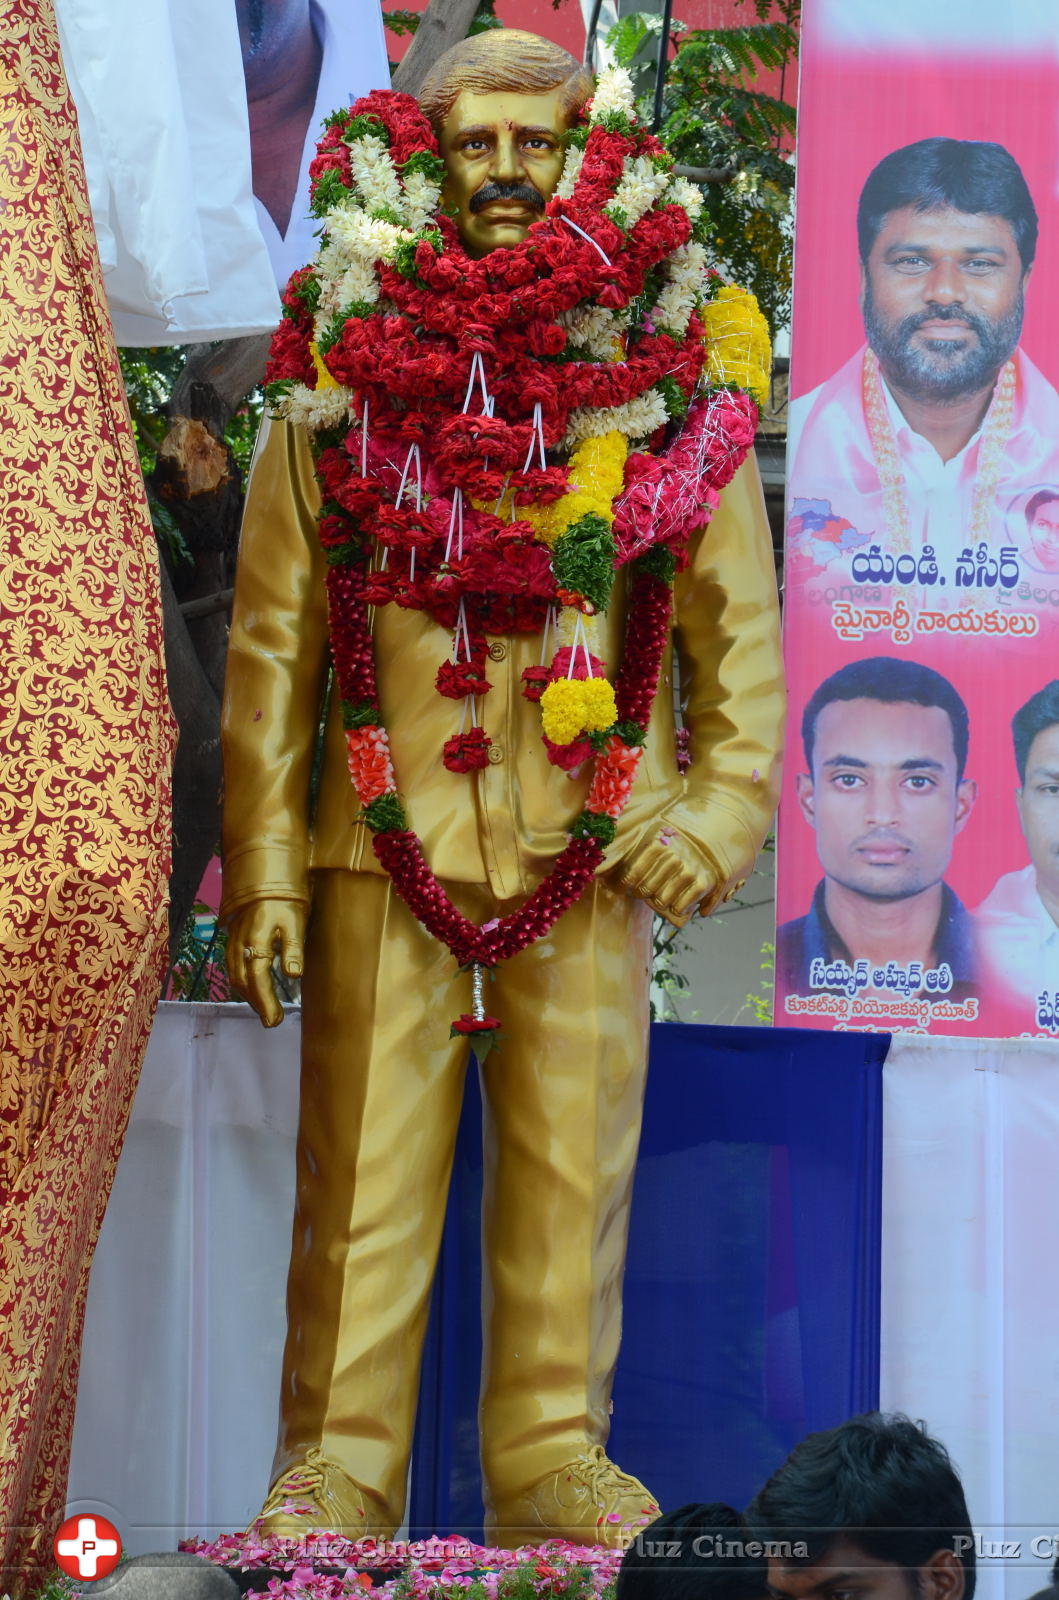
[1008,485,1059,575]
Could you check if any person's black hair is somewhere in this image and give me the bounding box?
[746,1413,975,1600]
[618,1503,768,1600]
[857,138,1038,272]
[1025,489,1059,527]
[1011,681,1059,783]
[801,656,970,780]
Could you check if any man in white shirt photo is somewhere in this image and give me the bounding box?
[787,137,1059,575]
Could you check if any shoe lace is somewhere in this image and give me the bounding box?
[260,1450,327,1516]
[574,1445,645,1501]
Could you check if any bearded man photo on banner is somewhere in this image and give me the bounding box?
[787,136,1059,571]
[220,28,784,1549]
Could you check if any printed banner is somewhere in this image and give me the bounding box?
[775,0,1059,1037]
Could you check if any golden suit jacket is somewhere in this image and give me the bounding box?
[220,417,785,923]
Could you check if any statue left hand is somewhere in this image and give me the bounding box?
[616,816,721,927]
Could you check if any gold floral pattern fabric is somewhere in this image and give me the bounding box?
[0,2,175,1589]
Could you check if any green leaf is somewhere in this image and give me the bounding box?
[572,811,618,846]
[551,514,617,611]
[309,167,350,219]
[341,700,380,729]
[381,7,420,37]
[363,793,407,832]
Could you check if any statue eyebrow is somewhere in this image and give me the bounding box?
[454,124,557,139]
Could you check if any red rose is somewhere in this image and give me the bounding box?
[521,665,551,703]
[544,734,593,772]
[361,571,398,606]
[450,1013,502,1035]
[443,727,492,773]
[318,513,353,550]
[436,658,490,699]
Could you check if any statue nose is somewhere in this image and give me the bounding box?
[491,135,524,184]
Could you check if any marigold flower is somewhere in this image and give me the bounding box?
[540,679,587,745]
[580,676,618,733]
[701,285,772,408]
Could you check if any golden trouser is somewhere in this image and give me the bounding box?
[279,868,652,1524]
[220,418,785,1520]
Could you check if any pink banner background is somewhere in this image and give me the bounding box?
[776,2,1059,1036]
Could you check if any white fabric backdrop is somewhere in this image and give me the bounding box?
[67,1003,301,1551]
[70,1008,1059,1577]
[54,0,280,344]
[881,1034,1059,1600]
[53,0,390,343]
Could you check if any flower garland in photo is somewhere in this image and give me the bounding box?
[263,67,771,1036]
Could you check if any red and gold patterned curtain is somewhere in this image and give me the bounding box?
[0,2,175,1590]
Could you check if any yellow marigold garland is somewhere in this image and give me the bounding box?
[491,431,628,547]
[701,286,772,409]
[540,675,619,746]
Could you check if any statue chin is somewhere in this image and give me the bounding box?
[461,218,536,256]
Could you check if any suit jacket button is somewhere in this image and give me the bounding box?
[488,641,507,662]
[487,744,504,764]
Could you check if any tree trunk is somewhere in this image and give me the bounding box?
[392,0,482,94]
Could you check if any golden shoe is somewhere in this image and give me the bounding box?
[250,1447,397,1541]
[486,1445,660,1549]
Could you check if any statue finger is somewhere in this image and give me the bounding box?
[244,947,282,1028]
[281,938,304,980]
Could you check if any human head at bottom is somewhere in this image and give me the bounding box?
[747,1413,975,1600]
[617,1501,770,1600]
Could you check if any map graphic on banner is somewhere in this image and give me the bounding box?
[775,0,1059,1039]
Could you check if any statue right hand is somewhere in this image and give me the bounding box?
[226,899,307,1028]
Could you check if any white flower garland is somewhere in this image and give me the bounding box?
[608,153,671,228]
[588,65,637,121]
[562,389,670,450]
[651,240,706,337]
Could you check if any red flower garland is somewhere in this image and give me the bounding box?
[262,87,761,1032]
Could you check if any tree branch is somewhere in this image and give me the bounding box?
[392,0,482,96]
[170,333,273,425]
[673,161,738,184]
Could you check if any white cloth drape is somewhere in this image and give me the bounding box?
[71,1010,1059,1576]
[881,1035,1059,1600]
[53,0,389,345]
[67,1003,301,1551]
[54,0,280,344]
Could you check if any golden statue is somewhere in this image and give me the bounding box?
[221,27,784,1548]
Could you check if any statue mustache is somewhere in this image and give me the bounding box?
[470,181,546,214]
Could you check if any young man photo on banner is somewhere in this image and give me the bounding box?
[976,679,1059,1025]
[786,136,1059,577]
[778,656,978,1013]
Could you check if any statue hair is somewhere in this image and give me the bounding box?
[418,29,594,129]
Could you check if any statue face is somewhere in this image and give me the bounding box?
[438,89,570,258]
